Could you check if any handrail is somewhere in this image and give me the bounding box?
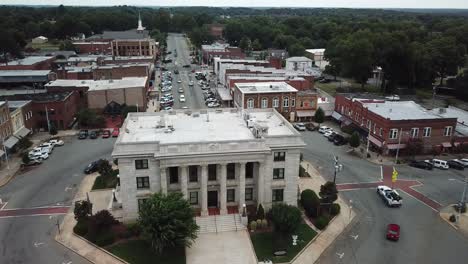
[234,213,238,231]
[214,214,218,233]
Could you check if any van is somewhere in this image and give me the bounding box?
[428,159,449,169]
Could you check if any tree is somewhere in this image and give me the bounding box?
[0,29,24,62]
[268,203,302,235]
[314,107,325,124]
[59,40,77,51]
[76,109,98,127]
[349,131,360,150]
[17,137,32,149]
[288,43,305,57]
[319,181,338,205]
[239,36,251,53]
[257,204,265,220]
[300,189,321,217]
[139,192,198,253]
[427,36,466,86]
[74,200,93,221]
[22,153,30,164]
[97,159,113,176]
[252,39,262,51]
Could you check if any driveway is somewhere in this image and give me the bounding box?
[186,230,257,264]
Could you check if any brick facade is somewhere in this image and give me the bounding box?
[0,57,55,71]
[0,102,13,141]
[74,42,112,55]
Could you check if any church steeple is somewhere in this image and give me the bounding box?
[137,12,145,31]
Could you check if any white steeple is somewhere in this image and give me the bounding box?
[137,12,145,31]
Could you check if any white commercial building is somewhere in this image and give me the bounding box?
[112,108,305,222]
[305,49,329,70]
[285,56,313,72]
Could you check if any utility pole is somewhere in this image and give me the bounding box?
[45,105,50,132]
[395,128,403,164]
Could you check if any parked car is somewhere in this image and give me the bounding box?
[305,123,317,131]
[294,123,307,131]
[49,139,64,146]
[29,151,49,160]
[207,102,220,108]
[23,157,43,166]
[162,106,173,111]
[333,134,348,146]
[318,126,332,134]
[102,130,111,138]
[78,130,88,139]
[112,128,120,137]
[327,132,338,141]
[455,158,468,167]
[183,64,191,68]
[89,130,98,139]
[408,160,433,170]
[323,130,335,138]
[386,224,400,241]
[377,185,403,207]
[426,159,449,170]
[447,160,465,170]
[84,161,99,174]
[178,88,184,93]
[39,142,54,151]
[179,95,186,102]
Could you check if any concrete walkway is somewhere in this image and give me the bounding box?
[186,230,257,264]
[55,172,126,264]
[440,204,468,238]
[292,161,355,264]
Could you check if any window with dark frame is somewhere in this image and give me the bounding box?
[227,163,236,180]
[272,189,284,202]
[227,189,235,202]
[208,164,217,181]
[135,159,148,170]
[138,198,148,212]
[274,152,286,161]
[245,162,254,179]
[169,167,179,184]
[136,176,150,189]
[273,168,285,179]
[189,166,198,182]
[189,191,198,205]
[245,188,253,201]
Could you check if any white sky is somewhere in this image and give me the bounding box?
[2,0,468,9]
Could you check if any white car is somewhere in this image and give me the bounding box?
[293,123,306,131]
[376,185,402,207]
[40,142,54,151]
[177,80,182,83]
[457,158,468,167]
[178,88,184,93]
[324,131,336,138]
[49,139,64,146]
[189,81,194,86]
[207,102,220,108]
[179,95,186,102]
[30,151,49,160]
[318,126,332,134]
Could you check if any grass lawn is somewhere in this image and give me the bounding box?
[250,222,317,263]
[108,239,186,264]
[27,42,60,51]
[92,170,118,190]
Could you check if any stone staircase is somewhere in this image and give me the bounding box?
[196,214,246,234]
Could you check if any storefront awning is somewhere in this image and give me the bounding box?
[296,110,315,117]
[340,116,352,126]
[387,143,407,150]
[368,135,383,147]
[442,142,452,148]
[3,136,19,149]
[14,127,30,138]
[331,111,342,120]
[217,87,232,101]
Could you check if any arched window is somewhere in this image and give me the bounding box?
[247,98,254,109]
[261,98,268,108]
[273,98,279,108]
[283,97,289,107]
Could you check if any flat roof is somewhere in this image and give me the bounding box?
[235,82,297,94]
[120,109,296,144]
[360,100,448,121]
[0,56,54,66]
[73,41,110,45]
[305,49,326,54]
[7,100,31,109]
[216,58,269,64]
[286,56,312,62]
[228,76,305,81]
[45,77,147,91]
[431,106,468,135]
[67,56,100,62]
[0,70,51,77]
[104,56,153,61]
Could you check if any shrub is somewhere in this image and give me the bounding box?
[111,224,131,239]
[314,215,330,230]
[126,222,141,236]
[74,200,93,221]
[301,189,320,217]
[22,153,30,164]
[257,204,265,220]
[269,203,302,235]
[94,230,116,247]
[449,214,457,223]
[250,221,257,231]
[261,219,268,229]
[73,219,89,237]
[330,203,341,216]
[256,219,262,226]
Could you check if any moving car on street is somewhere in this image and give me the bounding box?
[386,224,400,241]
[377,185,402,207]
[179,95,186,102]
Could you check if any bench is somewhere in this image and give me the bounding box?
[273,250,287,257]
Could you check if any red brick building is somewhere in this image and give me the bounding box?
[0,56,55,71]
[73,41,112,55]
[334,94,458,154]
[202,43,245,65]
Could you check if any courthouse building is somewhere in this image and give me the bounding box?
[112,108,305,221]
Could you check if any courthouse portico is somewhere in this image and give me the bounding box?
[112,108,305,221]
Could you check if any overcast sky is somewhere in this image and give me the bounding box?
[2,0,468,9]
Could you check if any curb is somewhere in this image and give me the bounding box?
[439,212,459,231]
[0,165,20,188]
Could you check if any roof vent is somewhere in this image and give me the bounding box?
[192,113,200,118]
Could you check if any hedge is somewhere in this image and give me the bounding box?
[300,189,320,217]
[314,215,330,230]
[330,203,341,216]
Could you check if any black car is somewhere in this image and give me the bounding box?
[183,64,191,68]
[174,69,179,74]
[89,131,98,139]
[408,160,433,170]
[448,160,465,170]
[84,161,99,174]
[327,132,338,142]
[78,130,88,139]
[333,134,348,145]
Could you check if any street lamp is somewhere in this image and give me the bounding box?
[242,203,246,217]
[333,156,343,183]
[394,129,409,164]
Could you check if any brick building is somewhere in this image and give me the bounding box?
[8,100,34,137]
[73,41,112,55]
[0,56,55,71]
[295,90,318,121]
[0,101,13,143]
[233,82,297,121]
[202,43,245,65]
[334,94,458,154]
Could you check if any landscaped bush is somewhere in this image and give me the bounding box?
[73,219,89,236]
[111,224,132,239]
[301,189,320,217]
[330,203,341,216]
[250,221,257,231]
[261,219,268,229]
[94,230,116,247]
[85,210,119,243]
[257,204,265,220]
[126,222,141,236]
[269,203,302,235]
[314,215,330,230]
[92,169,119,190]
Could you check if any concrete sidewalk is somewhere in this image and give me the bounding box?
[440,204,468,238]
[55,172,126,264]
[292,161,355,264]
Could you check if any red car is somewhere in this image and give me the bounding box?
[102,130,111,138]
[112,128,120,137]
[386,224,400,241]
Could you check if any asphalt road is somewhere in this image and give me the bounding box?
[300,121,468,263]
[0,136,116,264]
[164,33,208,110]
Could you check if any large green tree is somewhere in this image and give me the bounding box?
[269,203,302,235]
[427,36,466,86]
[138,192,198,254]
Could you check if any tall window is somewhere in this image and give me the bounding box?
[169,167,179,184]
[273,168,285,179]
[227,189,235,202]
[245,188,253,201]
[373,123,376,134]
[367,120,371,129]
[272,189,284,202]
[247,98,254,109]
[227,163,236,180]
[379,128,383,136]
[189,166,198,182]
[189,191,198,205]
[291,98,296,107]
[274,152,286,162]
[410,128,419,138]
[208,164,217,181]
[283,97,289,107]
[444,126,453,136]
[138,198,148,212]
[389,129,398,139]
[245,162,254,179]
[423,127,431,137]
[136,176,150,189]
[135,159,148,169]
[261,98,268,108]
[273,98,279,108]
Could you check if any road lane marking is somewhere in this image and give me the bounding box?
[350,234,359,240]
[336,252,344,259]
[33,242,45,247]
[65,186,73,192]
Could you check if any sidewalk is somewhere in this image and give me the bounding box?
[439,204,468,238]
[55,172,126,264]
[292,161,355,264]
